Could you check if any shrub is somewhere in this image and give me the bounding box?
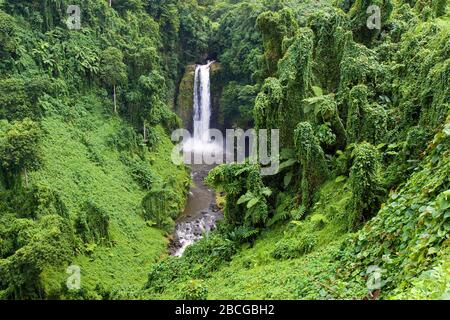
[75,201,111,245]
[141,188,175,233]
[184,233,237,276]
[28,183,68,219]
[402,126,429,160]
[294,122,329,209]
[108,126,140,153]
[130,160,157,190]
[206,163,271,228]
[271,233,317,260]
[145,257,188,294]
[176,279,208,300]
[347,142,384,228]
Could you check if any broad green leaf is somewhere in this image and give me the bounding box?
[278,159,297,171]
[284,171,293,187]
[237,192,254,205]
[247,197,259,209]
[312,86,323,97]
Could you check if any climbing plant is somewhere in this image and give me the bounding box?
[294,122,329,209]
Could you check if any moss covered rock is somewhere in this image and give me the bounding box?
[175,65,196,130]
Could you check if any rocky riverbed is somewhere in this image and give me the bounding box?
[169,163,223,256]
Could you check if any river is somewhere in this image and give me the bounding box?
[169,163,222,257]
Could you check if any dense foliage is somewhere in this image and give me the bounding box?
[0,0,200,299]
[0,0,448,300]
[145,0,449,300]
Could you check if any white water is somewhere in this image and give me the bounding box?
[183,61,221,154]
[193,63,212,143]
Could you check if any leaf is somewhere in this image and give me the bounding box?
[303,96,323,107]
[443,123,450,136]
[234,166,250,176]
[312,86,323,97]
[303,102,315,114]
[437,190,450,211]
[261,187,272,197]
[237,192,254,205]
[247,197,259,209]
[335,176,346,183]
[278,158,297,171]
[284,171,293,188]
[310,213,328,223]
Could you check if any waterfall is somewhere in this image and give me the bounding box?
[171,61,224,257]
[184,61,218,153]
[193,62,212,143]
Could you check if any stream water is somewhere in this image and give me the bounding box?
[169,163,222,257]
[169,61,223,257]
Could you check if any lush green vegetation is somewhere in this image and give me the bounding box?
[0,0,448,300]
[143,0,449,300]
[0,0,197,299]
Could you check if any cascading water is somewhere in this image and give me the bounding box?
[170,61,223,257]
[184,61,219,153]
[193,63,212,143]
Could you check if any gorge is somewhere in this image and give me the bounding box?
[0,0,448,301]
[171,62,223,257]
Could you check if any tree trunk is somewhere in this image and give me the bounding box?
[24,167,29,188]
[109,0,112,6]
[113,85,117,113]
[143,122,147,142]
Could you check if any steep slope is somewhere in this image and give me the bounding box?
[32,105,189,298]
[141,0,449,300]
[0,0,208,299]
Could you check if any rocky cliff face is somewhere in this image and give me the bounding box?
[210,62,224,130]
[175,64,196,131]
[175,63,224,133]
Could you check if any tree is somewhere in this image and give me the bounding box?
[0,10,17,59]
[294,122,329,209]
[206,163,271,228]
[0,77,30,121]
[346,85,387,144]
[347,142,384,228]
[254,77,284,133]
[256,8,298,77]
[141,187,175,233]
[0,214,74,299]
[345,0,393,45]
[99,47,127,113]
[0,118,42,188]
